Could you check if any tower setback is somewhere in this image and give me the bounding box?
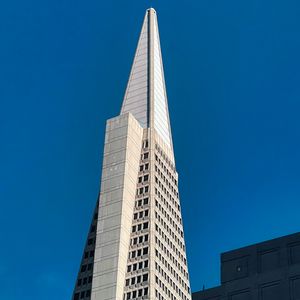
[72,8,192,300]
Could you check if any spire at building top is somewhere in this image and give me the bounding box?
[121,8,173,148]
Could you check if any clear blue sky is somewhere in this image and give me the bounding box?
[1,0,300,299]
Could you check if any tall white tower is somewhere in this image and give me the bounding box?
[72,8,192,300]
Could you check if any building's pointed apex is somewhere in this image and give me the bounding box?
[121,9,173,148]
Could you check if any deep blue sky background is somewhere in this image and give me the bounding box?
[1,0,300,299]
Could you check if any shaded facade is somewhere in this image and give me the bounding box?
[193,232,300,300]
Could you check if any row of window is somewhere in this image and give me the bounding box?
[77,276,92,287]
[129,247,149,259]
[124,287,148,300]
[127,259,149,273]
[137,185,149,196]
[135,197,149,208]
[74,289,91,300]
[138,174,149,184]
[81,263,93,273]
[83,250,94,259]
[133,209,149,221]
[141,152,149,161]
[132,222,149,233]
[131,234,149,246]
[125,273,149,286]
[139,163,149,172]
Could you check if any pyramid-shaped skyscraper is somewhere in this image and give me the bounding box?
[72,8,192,300]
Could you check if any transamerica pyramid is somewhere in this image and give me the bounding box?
[72,8,192,300]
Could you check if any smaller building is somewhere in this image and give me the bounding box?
[193,232,300,300]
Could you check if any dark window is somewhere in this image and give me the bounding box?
[87,263,93,271]
[77,279,82,286]
[80,291,85,299]
[90,250,94,257]
[81,265,87,272]
[144,260,148,268]
[143,274,148,282]
[84,252,89,259]
[144,287,148,295]
[143,222,148,229]
[144,198,149,205]
[86,290,91,297]
[90,225,96,232]
[88,238,93,245]
[74,293,80,300]
[88,276,92,283]
[143,247,148,255]
[144,153,149,159]
[83,277,87,285]
[126,279,129,286]
[138,289,143,297]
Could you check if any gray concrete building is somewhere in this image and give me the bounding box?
[192,232,300,300]
[72,8,192,300]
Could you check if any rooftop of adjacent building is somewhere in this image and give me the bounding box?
[192,231,300,298]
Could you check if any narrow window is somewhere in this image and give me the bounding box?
[143,274,148,282]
